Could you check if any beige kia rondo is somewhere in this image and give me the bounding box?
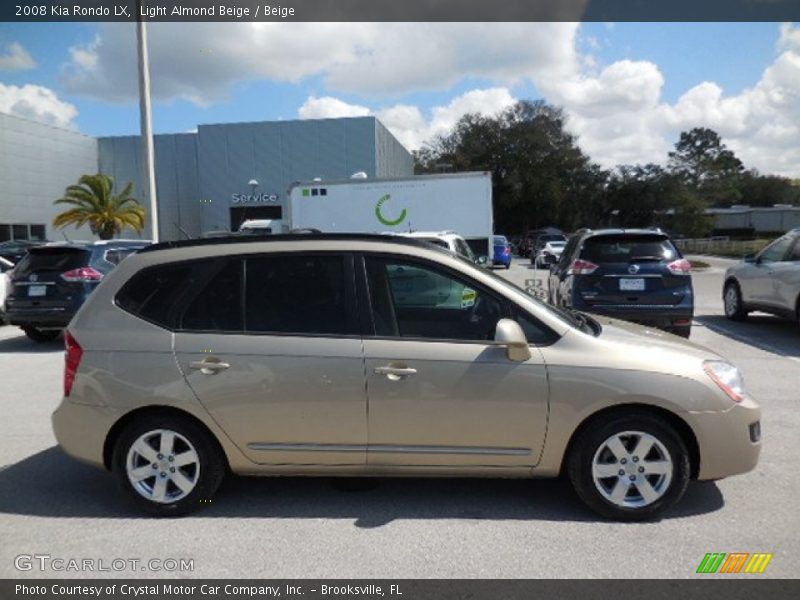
[52,234,761,520]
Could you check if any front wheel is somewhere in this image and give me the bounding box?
[113,415,226,516]
[723,282,748,321]
[567,412,690,521]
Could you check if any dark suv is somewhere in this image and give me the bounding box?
[548,229,694,337]
[6,240,150,341]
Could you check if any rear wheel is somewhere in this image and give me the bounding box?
[723,281,748,321]
[672,326,691,339]
[567,412,690,521]
[113,414,226,516]
[22,327,60,342]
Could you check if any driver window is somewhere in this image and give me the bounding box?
[760,237,793,263]
[366,257,502,341]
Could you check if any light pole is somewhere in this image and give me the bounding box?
[136,2,159,241]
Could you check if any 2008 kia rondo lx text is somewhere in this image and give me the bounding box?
[52,234,761,520]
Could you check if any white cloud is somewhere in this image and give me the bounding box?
[59,22,800,176]
[298,96,370,119]
[60,22,577,103]
[298,88,517,151]
[0,42,36,71]
[0,84,77,129]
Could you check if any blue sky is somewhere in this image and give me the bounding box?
[0,22,798,175]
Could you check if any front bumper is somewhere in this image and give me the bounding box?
[52,398,120,470]
[687,395,762,480]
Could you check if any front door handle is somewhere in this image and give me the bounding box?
[374,365,417,380]
[189,358,231,375]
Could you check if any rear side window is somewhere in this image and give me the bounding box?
[117,261,213,329]
[580,235,678,264]
[14,248,89,277]
[244,254,353,335]
[103,248,140,266]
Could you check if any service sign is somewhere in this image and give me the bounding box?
[231,193,279,204]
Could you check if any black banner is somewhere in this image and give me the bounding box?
[2,0,800,23]
[2,580,799,600]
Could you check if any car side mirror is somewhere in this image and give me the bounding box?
[493,318,531,362]
[743,253,757,264]
[476,255,488,266]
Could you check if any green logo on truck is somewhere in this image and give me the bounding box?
[375,194,407,226]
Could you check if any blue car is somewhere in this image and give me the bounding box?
[492,235,512,269]
[5,240,150,342]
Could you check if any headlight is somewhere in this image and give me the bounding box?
[703,360,746,402]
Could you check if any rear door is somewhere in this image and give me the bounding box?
[172,253,368,466]
[9,246,91,311]
[574,235,690,309]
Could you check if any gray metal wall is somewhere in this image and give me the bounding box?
[713,209,800,233]
[0,113,98,241]
[98,133,200,241]
[197,117,390,235]
[375,119,415,178]
[2,114,412,243]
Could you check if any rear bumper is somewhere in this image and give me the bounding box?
[575,302,694,330]
[7,307,74,328]
[52,398,119,470]
[687,396,762,480]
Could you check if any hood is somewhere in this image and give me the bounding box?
[592,316,720,362]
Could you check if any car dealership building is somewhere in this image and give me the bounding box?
[0,112,413,243]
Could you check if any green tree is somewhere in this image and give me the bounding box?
[53,174,146,240]
[668,127,744,206]
[415,100,600,233]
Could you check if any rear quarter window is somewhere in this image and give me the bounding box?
[116,260,216,329]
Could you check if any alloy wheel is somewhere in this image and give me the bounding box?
[126,429,201,504]
[591,430,673,509]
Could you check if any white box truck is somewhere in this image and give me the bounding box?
[286,172,494,257]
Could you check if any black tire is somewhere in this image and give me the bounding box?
[505,263,511,270]
[23,327,60,342]
[112,413,226,516]
[723,281,748,321]
[567,412,690,521]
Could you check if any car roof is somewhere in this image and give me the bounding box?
[36,240,151,250]
[139,233,435,255]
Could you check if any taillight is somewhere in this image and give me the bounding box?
[667,258,692,275]
[64,331,83,397]
[61,267,104,282]
[503,247,510,255]
[568,259,599,275]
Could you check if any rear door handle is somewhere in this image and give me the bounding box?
[374,365,417,379]
[189,358,231,375]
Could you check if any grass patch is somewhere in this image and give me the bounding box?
[689,260,710,269]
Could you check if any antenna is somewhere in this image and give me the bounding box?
[174,222,191,239]
[61,231,71,242]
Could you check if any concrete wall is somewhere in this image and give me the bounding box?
[0,113,98,241]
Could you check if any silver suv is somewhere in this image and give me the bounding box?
[53,234,761,520]
[723,229,800,325]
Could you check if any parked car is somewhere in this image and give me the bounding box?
[53,233,760,520]
[393,230,480,264]
[520,228,565,258]
[0,239,44,264]
[534,240,567,269]
[0,256,14,323]
[723,228,800,325]
[5,240,151,341]
[492,235,512,269]
[530,234,567,265]
[548,229,694,338]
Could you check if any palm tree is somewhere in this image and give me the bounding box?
[53,174,146,240]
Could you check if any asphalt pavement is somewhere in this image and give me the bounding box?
[0,255,797,578]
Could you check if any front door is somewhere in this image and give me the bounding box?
[173,253,367,466]
[361,255,549,468]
